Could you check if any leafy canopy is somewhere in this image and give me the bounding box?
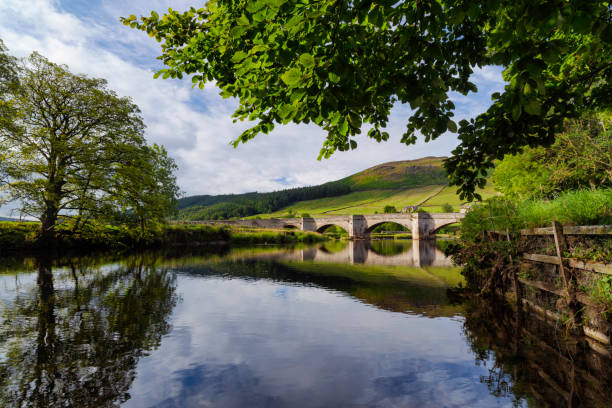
[0,51,180,237]
[123,0,611,200]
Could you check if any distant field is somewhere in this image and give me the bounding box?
[249,184,497,218]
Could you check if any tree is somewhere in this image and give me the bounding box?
[110,144,181,233]
[123,0,611,200]
[441,203,454,212]
[0,52,180,242]
[492,112,612,199]
[0,40,18,188]
[383,205,397,213]
[0,39,17,95]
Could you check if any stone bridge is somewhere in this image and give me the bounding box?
[190,212,464,239]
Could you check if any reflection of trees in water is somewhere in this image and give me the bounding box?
[461,297,612,407]
[368,240,411,256]
[176,259,460,317]
[319,240,348,254]
[0,255,177,407]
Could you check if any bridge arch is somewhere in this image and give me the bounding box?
[431,221,461,235]
[365,220,412,234]
[316,224,349,235]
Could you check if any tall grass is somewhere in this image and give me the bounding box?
[517,189,612,227]
[460,189,612,243]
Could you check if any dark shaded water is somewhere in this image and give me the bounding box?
[0,241,610,407]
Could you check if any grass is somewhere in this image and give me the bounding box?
[517,189,612,227]
[0,221,39,251]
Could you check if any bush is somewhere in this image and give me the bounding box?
[383,205,397,213]
[301,213,311,218]
[441,203,454,212]
[0,221,39,252]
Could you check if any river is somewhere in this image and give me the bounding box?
[0,240,610,407]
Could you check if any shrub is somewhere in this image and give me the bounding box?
[441,203,454,212]
[383,205,397,213]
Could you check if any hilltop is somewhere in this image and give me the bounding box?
[177,157,495,220]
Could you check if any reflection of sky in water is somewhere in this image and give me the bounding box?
[125,275,521,408]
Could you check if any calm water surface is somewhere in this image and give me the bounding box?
[0,240,610,407]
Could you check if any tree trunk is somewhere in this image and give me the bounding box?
[39,204,59,250]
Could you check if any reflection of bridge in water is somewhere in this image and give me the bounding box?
[277,240,453,268]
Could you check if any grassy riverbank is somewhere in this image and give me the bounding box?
[451,189,612,332]
[0,221,326,255]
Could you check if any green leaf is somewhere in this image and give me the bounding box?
[328,72,341,83]
[237,14,250,26]
[511,104,522,121]
[348,112,361,129]
[572,14,591,34]
[231,51,248,63]
[524,100,542,116]
[299,53,315,69]
[338,119,348,136]
[447,120,457,133]
[246,1,265,13]
[278,104,297,119]
[230,26,248,38]
[285,14,304,28]
[280,68,302,86]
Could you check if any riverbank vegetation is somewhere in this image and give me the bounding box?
[455,113,611,267]
[0,220,325,255]
[450,113,612,338]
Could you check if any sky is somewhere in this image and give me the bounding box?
[0,0,505,216]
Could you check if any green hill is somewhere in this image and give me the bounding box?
[177,157,495,220]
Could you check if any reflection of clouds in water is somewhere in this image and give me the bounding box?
[274,287,288,299]
[126,276,517,408]
[370,359,515,408]
[152,363,277,408]
[146,357,513,408]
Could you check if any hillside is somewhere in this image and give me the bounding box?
[177,157,494,220]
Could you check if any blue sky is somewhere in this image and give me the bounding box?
[0,0,504,216]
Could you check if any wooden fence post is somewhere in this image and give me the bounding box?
[552,220,579,327]
[506,228,522,307]
[552,221,569,289]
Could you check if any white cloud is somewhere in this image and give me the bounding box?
[0,0,503,215]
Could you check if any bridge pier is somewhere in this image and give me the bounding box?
[350,215,369,240]
[412,212,436,240]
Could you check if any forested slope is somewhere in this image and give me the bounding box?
[177,157,450,220]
